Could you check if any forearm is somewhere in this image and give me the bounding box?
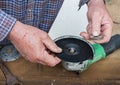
[0,9,16,42]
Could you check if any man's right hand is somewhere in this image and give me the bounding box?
[7,21,62,67]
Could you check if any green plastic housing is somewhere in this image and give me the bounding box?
[84,43,106,71]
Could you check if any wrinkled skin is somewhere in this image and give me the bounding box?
[80,0,113,43]
[8,21,62,67]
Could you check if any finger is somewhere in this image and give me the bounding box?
[93,24,112,43]
[91,12,102,36]
[39,51,61,67]
[80,23,92,39]
[43,35,62,53]
[80,32,90,39]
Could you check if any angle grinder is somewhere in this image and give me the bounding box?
[55,34,120,73]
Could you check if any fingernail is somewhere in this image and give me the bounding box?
[93,31,99,36]
[57,47,62,52]
[55,57,61,62]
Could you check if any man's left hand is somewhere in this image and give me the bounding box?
[80,0,113,43]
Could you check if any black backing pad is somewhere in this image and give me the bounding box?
[55,36,94,62]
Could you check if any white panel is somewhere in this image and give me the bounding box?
[49,0,88,40]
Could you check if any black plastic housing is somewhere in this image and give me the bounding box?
[101,34,120,56]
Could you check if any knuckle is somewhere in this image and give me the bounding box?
[35,51,44,60]
[31,55,42,63]
[35,56,40,60]
[35,55,43,61]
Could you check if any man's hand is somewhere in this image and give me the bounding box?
[7,21,62,67]
[80,0,113,43]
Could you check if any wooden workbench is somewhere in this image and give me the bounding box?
[0,0,120,85]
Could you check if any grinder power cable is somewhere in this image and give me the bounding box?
[55,34,120,73]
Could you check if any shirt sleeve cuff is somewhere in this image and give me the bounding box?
[78,0,106,9]
[0,9,17,42]
[78,0,89,9]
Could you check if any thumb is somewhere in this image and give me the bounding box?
[91,13,102,36]
[43,35,62,53]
